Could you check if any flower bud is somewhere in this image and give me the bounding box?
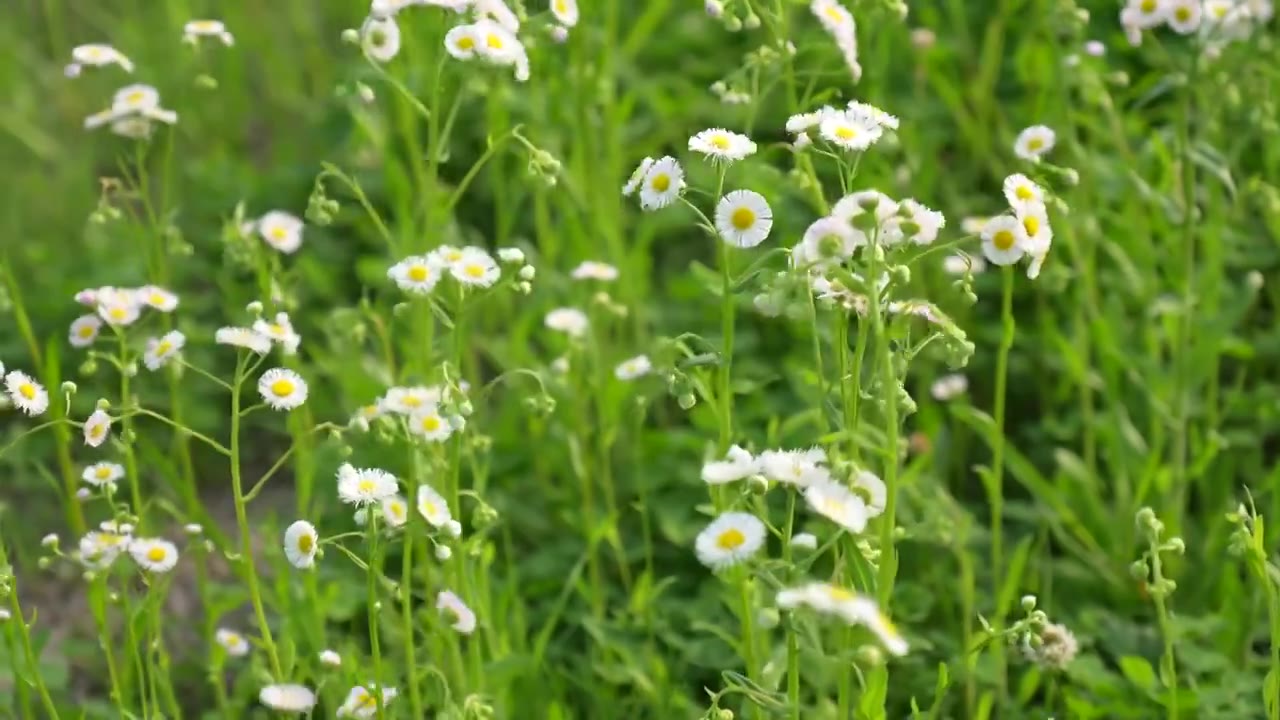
[677,393,697,410]
[519,265,536,281]
[1020,595,1037,613]
[435,545,453,561]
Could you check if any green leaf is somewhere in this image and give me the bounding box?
[1119,655,1157,693]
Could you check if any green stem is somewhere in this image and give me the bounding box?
[404,448,425,718]
[988,266,1016,699]
[367,515,387,720]
[0,539,61,719]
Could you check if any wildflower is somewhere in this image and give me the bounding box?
[252,313,302,354]
[80,530,130,568]
[436,545,453,560]
[614,355,652,380]
[550,0,579,26]
[437,590,477,633]
[786,106,839,138]
[893,199,946,245]
[97,290,141,327]
[381,495,410,528]
[216,628,251,657]
[1003,173,1045,206]
[450,247,501,287]
[819,110,882,152]
[409,405,454,442]
[284,520,319,568]
[639,156,685,211]
[805,481,869,532]
[69,314,102,348]
[477,0,521,31]
[1013,125,1056,162]
[831,190,899,227]
[472,20,530,82]
[696,512,766,570]
[417,485,452,527]
[5,370,49,415]
[1084,39,1106,56]
[129,537,179,573]
[216,326,272,354]
[85,84,178,130]
[622,157,654,196]
[337,685,399,718]
[497,247,525,263]
[371,0,417,16]
[184,524,203,535]
[790,532,818,550]
[1024,622,1079,669]
[257,210,304,254]
[319,649,342,667]
[445,23,481,58]
[82,462,124,488]
[776,583,908,655]
[383,385,442,414]
[1165,0,1201,32]
[338,465,398,506]
[83,409,112,448]
[66,44,134,76]
[183,19,235,45]
[689,128,757,162]
[701,445,758,485]
[852,470,886,518]
[362,16,402,62]
[980,215,1027,266]
[1124,0,1169,29]
[931,373,968,401]
[545,307,589,337]
[759,448,830,487]
[811,0,861,79]
[571,261,619,281]
[258,368,309,410]
[259,684,317,713]
[715,190,773,248]
[144,331,186,370]
[1015,201,1053,258]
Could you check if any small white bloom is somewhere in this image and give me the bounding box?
[362,16,402,62]
[184,19,234,45]
[337,685,399,718]
[639,156,685,211]
[41,533,58,548]
[337,464,399,506]
[805,481,868,532]
[68,44,135,75]
[1015,201,1053,256]
[69,314,102,348]
[571,261,619,281]
[550,0,579,26]
[794,216,864,269]
[435,544,453,560]
[1125,0,1169,28]
[284,520,319,568]
[545,307,589,337]
[819,110,882,151]
[931,373,968,401]
[472,20,530,81]
[622,157,655,196]
[381,495,410,528]
[184,523,203,535]
[614,355,652,381]
[476,0,521,31]
[980,215,1027,266]
[1003,173,1045,207]
[758,448,830,488]
[417,485,452,527]
[831,190,899,227]
[695,512,766,570]
[689,128,757,162]
[216,628,251,657]
[259,684,317,713]
[445,519,463,537]
[701,445,758,485]
[319,649,342,667]
[894,199,946,246]
[444,23,482,59]
[790,532,818,550]
[257,210,305,254]
[847,100,899,130]
[129,537,179,573]
[715,190,773,248]
[497,247,525,263]
[851,470,886,518]
[258,368,308,410]
[252,313,302,354]
[1165,0,1201,32]
[79,530,130,568]
[436,590,477,633]
[1013,125,1056,161]
[776,583,908,655]
[82,462,124,488]
[216,326,272,354]
[97,289,142,327]
[5,370,49,415]
[137,285,179,312]
[382,385,442,414]
[144,331,186,370]
[83,409,112,448]
[450,247,501,287]
[410,404,455,442]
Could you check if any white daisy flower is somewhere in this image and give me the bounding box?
[409,405,454,442]
[804,481,868,532]
[5,371,49,415]
[545,307,589,337]
[436,590,477,633]
[389,255,443,294]
[337,464,399,506]
[790,532,818,550]
[819,110,882,152]
[980,215,1027,266]
[695,512,766,570]
[144,331,186,371]
[701,445,758,485]
[1015,201,1053,256]
[758,448,830,488]
[891,199,946,246]
[776,583,908,655]
[382,385,442,414]
[931,373,968,401]
[614,355,652,381]
[216,628,251,657]
[497,247,525,263]
[129,537,179,573]
[362,16,402,62]
[136,285,179,312]
[216,326,272,354]
[258,368,308,410]
[79,530,130,569]
[1165,0,1201,32]
[417,484,452,527]
[451,247,501,287]
[319,649,342,667]
[1002,173,1045,206]
[371,0,417,16]
[550,0,580,26]
[622,157,655,196]
[811,0,855,35]
[715,190,773,248]
[831,190,899,227]
[97,289,142,327]
[472,20,530,81]
[183,19,235,45]
[793,216,864,270]
[1125,0,1169,28]
[82,462,124,488]
[381,495,410,528]
[477,0,521,31]
[252,313,302,354]
[785,106,838,137]
[69,314,102,348]
[259,684,317,713]
[257,210,304,254]
[109,84,171,118]
[428,244,468,268]
[337,685,398,719]
[851,470,886,518]
[846,100,899,130]
[67,44,135,76]
[444,23,482,59]
[639,156,685,211]
[284,520,319,568]
[571,261,619,281]
[961,216,994,235]
[1013,125,1056,161]
[83,409,112,448]
[689,128,757,162]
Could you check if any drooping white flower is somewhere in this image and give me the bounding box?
[476,0,521,31]
[257,210,304,254]
[82,462,124,488]
[382,385,442,414]
[1013,125,1056,161]
[436,590,477,633]
[810,0,861,80]
[337,464,399,506]
[144,331,186,370]
[614,355,652,381]
[892,199,946,246]
[362,16,402,62]
[258,368,309,410]
[805,481,869,532]
[639,156,685,211]
[851,470,886,518]
[701,445,758,485]
[758,448,830,488]
[931,373,968,401]
[216,628,251,657]
[1002,174,1044,207]
[846,100,899,130]
[417,484,453,527]
[252,313,302,354]
[622,157,655,196]
[471,19,530,81]
[689,128,757,162]
[129,537,179,573]
[284,520,319,568]
[337,685,399,719]
[545,307,589,337]
[980,215,1027,266]
[183,19,235,45]
[695,512,766,570]
[216,326,272,354]
[68,314,102,348]
[715,190,773,248]
[79,530,130,568]
[5,370,49,415]
[776,583,908,655]
[319,649,342,667]
[67,44,135,76]
[259,684,317,713]
[550,0,579,26]
[83,409,112,448]
[571,261,619,281]
[793,216,864,270]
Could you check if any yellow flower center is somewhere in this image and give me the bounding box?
[993,230,1016,251]
[835,125,857,140]
[269,226,288,240]
[464,263,485,278]
[18,383,36,400]
[146,546,167,563]
[78,325,95,338]
[1026,137,1044,151]
[446,250,463,262]
[555,0,568,11]
[1022,215,1040,237]
[1014,185,1034,201]
[1174,6,1191,21]
[730,207,756,231]
[710,134,730,150]
[358,479,376,494]
[270,379,295,397]
[827,587,855,602]
[357,691,376,708]
[89,424,105,438]
[150,292,166,305]
[824,7,844,23]
[408,265,429,282]
[95,466,112,480]
[651,173,671,192]
[421,415,442,432]
[820,498,845,516]
[486,33,504,50]
[1140,0,1157,11]
[125,90,145,104]
[389,503,405,520]
[716,528,745,550]
[156,340,172,355]
[109,307,127,321]
[404,396,422,408]
[297,533,314,553]
[458,36,475,50]
[86,47,103,58]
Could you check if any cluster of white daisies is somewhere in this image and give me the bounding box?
[809,0,862,81]
[786,100,900,152]
[48,520,183,575]
[978,172,1056,279]
[1120,0,1273,47]
[388,244,526,294]
[352,382,469,443]
[691,445,907,655]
